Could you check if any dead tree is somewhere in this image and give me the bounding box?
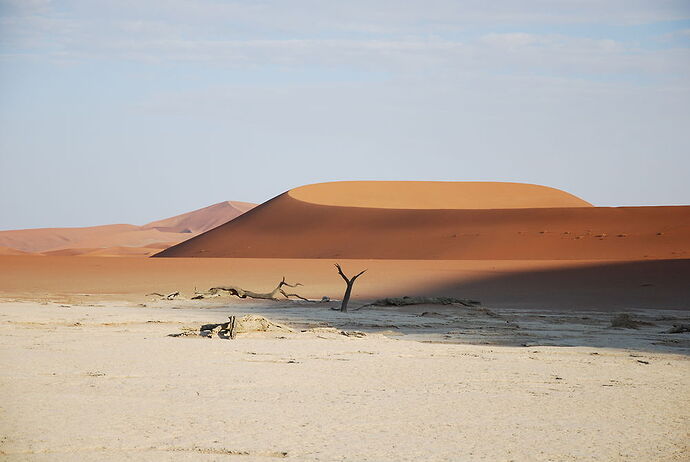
[195,277,308,301]
[146,291,180,300]
[334,263,366,312]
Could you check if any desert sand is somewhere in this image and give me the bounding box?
[157,182,690,260]
[0,299,688,461]
[0,201,255,257]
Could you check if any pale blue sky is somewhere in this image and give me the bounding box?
[1,0,689,229]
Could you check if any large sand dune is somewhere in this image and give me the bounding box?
[290,181,593,209]
[0,201,255,256]
[157,182,689,260]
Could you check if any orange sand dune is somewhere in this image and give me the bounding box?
[142,201,256,234]
[157,182,690,260]
[0,201,256,255]
[290,181,593,209]
[0,224,137,254]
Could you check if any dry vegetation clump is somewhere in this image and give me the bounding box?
[668,324,690,334]
[610,313,655,329]
[369,296,480,307]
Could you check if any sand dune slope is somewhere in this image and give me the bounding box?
[157,182,689,260]
[142,201,256,234]
[0,201,256,255]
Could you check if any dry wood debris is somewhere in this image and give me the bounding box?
[191,277,309,301]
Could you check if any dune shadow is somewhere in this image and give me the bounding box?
[423,259,690,311]
[347,259,690,353]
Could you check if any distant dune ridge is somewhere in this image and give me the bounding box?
[156,181,690,260]
[0,201,256,256]
[142,201,256,234]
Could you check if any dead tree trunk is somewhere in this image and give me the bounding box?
[197,277,306,301]
[335,263,366,312]
[227,316,237,339]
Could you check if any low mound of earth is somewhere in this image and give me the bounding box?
[0,246,34,256]
[0,224,138,254]
[43,245,171,257]
[156,181,689,260]
[0,201,256,256]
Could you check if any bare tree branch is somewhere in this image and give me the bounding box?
[279,276,303,289]
[334,263,350,283]
[351,269,367,281]
[280,290,310,301]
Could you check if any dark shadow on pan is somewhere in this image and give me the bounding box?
[417,259,690,311]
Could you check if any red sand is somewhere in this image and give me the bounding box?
[0,201,256,256]
[157,182,689,260]
[2,182,688,310]
[0,256,687,310]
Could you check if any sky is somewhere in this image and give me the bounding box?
[1,0,689,229]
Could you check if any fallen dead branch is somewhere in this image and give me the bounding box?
[192,277,309,301]
[301,327,367,338]
[146,291,180,300]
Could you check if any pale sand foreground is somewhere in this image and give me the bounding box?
[1,301,688,461]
